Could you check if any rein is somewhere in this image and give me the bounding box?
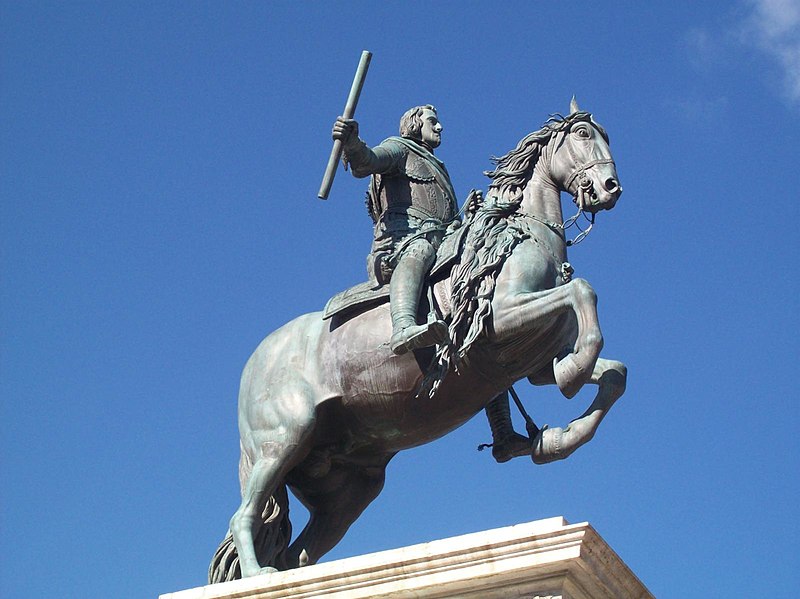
[513,208,595,247]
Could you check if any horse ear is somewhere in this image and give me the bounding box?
[570,96,580,114]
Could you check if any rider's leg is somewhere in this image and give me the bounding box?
[389,239,447,355]
[484,390,531,463]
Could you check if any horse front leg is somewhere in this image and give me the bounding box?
[551,279,604,398]
[493,278,603,398]
[532,357,626,464]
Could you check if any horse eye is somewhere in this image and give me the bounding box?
[574,126,590,138]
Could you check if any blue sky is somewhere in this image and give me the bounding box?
[2,2,798,597]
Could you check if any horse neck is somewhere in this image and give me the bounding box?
[518,148,568,256]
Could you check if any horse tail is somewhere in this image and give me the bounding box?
[208,449,293,583]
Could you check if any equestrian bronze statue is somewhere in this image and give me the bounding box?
[209,98,626,582]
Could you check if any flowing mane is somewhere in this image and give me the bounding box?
[485,111,607,199]
[428,199,527,389]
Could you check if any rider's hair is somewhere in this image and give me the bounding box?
[399,105,437,140]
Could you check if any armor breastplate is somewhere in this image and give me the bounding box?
[378,151,456,222]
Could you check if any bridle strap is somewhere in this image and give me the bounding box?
[564,158,615,191]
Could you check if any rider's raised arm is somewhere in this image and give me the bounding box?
[333,117,404,179]
[344,137,405,179]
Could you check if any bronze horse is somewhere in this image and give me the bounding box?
[210,101,626,582]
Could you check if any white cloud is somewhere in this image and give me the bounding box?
[684,28,720,71]
[741,0,800,104]
[665,95,731,124]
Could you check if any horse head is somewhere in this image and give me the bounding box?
[547,99,622,213]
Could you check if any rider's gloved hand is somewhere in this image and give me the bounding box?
[332,117,360,149]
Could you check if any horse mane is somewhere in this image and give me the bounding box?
[421,196,528,397]
[484,111,604,196]
[422,111,603,397]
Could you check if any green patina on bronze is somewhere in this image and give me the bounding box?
[211,96,627,583]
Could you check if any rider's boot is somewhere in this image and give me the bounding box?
[389,241,448,355]
[485,391,531,463]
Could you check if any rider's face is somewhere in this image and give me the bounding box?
[419,109,442,149]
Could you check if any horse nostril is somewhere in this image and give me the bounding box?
[604,178,618,192]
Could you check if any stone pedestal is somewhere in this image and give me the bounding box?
[161,517,653,599]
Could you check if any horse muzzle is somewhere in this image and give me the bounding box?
[594,182,622,211]
[577,174,622,213]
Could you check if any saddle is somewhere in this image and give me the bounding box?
[322,222,467,322]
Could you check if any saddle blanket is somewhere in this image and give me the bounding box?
[322,281,389,320]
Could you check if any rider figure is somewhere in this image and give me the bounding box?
[333,106,530,462]
[333,105,457,355]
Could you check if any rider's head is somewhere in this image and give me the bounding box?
[399,105,441,148]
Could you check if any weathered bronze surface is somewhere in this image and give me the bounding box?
[335,104,456,355]
[209,98,625,582]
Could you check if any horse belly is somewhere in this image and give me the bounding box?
[319,304,423,429]
[318,304,494,451]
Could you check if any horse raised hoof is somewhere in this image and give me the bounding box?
[533,420,599,464]
[553,354,585,399]
[531,425,564,464]
[532,425,564,464]
[390,320,448,355]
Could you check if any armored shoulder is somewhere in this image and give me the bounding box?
[347,138,406,178]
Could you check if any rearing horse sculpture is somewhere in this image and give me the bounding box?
[209,101,626,582]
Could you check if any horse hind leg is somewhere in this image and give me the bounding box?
[284,458,390,568]
[209,482,291,583]
[533,357,626,464]
[229,386,316,578]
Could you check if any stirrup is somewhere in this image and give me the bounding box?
[390,320,448,355]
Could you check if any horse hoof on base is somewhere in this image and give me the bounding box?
[553,355,583,399]
[256,566,279,577]
[532,426,564,464]
[239,564,278,578]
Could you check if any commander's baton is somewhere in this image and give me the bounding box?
[317,50,372,200]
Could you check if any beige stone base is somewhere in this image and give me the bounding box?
[161,517,652,599]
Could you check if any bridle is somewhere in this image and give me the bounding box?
[513,207,595,247]
[561,119,616,201]
[487,117,617,247]
[554,120,617,244]
[564,158,616,194]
